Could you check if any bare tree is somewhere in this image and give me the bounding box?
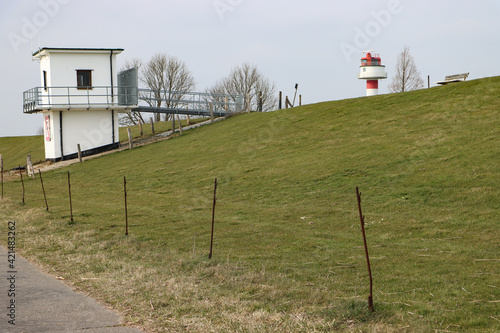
[142,53,196,122]
[141,54,166,122]
[388,46,424,93]
[207,63,277,112]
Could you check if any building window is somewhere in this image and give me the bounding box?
[76,70,92,89]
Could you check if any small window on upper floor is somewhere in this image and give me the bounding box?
[76,70,93,89]
[43,71,48,91]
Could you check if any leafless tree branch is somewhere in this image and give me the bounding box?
[389,46,424,93]
[207,63,277,112]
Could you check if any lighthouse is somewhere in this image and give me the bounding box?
[358,51,387,96]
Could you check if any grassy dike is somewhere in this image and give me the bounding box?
[1,77,499,332]
[0,135,45,170]
[0,117,208,171]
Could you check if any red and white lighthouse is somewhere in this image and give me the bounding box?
[358,51,387,96]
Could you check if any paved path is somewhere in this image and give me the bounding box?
[0,246,144,333]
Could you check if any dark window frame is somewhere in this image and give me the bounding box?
[76,70,93,89]
[43,70,48,91]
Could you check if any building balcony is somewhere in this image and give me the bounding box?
[23,86,138,113]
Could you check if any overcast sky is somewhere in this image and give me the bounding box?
[1,0,499,137]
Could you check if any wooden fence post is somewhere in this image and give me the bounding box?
[19,166,25,204]
[176,115,183,135]
[68,171,73,222]
[124,176,128,236]
[39,170,49,211]
[27,155,35,179]
[279,91,282,110]
[150,118,155,135]
[77,144,82,163]
[171,114,176,133]
[139,118,143,137]
[210,103,214,123]
[356,186,374,312]
[208,178,218,259]
[1,154,3,199]
[127,128,133,149]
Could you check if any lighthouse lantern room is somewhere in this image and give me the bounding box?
[358,51,387,96]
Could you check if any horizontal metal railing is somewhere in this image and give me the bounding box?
[23,86,138,113]
[138,89,244,113]
[23,87,244,115]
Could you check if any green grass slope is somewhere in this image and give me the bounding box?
[0,118,208,170]
[0,135,44,170]
[1,77,499,332]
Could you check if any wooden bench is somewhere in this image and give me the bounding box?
[436,73,469,85]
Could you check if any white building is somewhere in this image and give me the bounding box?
[23,47,137,162]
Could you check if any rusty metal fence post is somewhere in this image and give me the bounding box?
[356,186,374,312]
[208,178,218,259]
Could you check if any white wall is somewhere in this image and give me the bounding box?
[42,109,119,160]
[62,110,117,155]
[38,49,120,106]
[43,50,119,87]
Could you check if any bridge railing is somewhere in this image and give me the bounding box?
[138,89,244,113]
[23,86,138,113]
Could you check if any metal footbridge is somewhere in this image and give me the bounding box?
[133,89,244,116]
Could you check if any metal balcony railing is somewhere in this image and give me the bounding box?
[23,86,138,113]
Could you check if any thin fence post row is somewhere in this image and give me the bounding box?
[355,186,374,312]
[19,165,25,204]
[68,171,73,222]
[208,177,218,259]
[39,170,49,211]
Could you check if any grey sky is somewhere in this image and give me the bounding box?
[1,0,499,137]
